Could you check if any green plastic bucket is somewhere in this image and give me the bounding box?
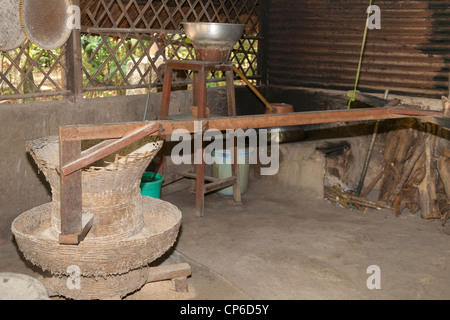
[212,148,253,196]
[140,172,164,199]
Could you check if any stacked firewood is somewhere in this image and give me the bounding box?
[325,118,450,223]
[324,117,450,223]
[321,92,450,222]
[365,118,449,221]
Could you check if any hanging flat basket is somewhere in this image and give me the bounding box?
[20,0,73,50]
[0,0,27,51]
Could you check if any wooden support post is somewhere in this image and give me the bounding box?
[66,0,83,101]
[59,140,82,236]
[160,65,173,120]
[225,69,237,116]
[196,68,207,118]
[192,71,198,108]
[193,68,207,217]
[59,138,94,245]
[194,132,205,217]
[231,137,242,204]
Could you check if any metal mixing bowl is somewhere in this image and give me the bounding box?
[182,22,245,61]
[182,22,245,46]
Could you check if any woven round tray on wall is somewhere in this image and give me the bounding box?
[0,0,27,51]
[20,0,73,50]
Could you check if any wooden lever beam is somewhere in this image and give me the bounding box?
[58,107,448,245]
[61,123,158,176]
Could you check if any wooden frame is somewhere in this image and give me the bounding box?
[58,106,447,244]
[160,60,239,217]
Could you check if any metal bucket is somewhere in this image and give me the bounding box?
[20,0,73,50]
[0,0,27,51]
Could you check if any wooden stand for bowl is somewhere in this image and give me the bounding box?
[160,59,242,218]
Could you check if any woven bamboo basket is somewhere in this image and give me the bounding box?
[25,136,164,240]
[0,0,26,51]
[11,135,183,299]
[43,267,149,300]
[12,137,182,277]
[12,199,182,276]
[43,268,149,300]
[20,0,73,50]
[12,135,182,274]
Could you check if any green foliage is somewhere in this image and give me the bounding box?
[0,33,259,99]
[81,34,148,97]
[28,44,60,68]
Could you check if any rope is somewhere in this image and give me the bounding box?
[348,0,373,109]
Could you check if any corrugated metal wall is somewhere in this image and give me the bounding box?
[267,0,450,98]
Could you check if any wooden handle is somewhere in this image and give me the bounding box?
[233,65,273,111]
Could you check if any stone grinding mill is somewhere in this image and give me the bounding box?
[12,135,189,299]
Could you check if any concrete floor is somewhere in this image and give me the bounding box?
[2,173,450,300]
[165,180,450,300]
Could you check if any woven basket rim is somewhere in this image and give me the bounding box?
[26,135,163,172]
[12,197,182,244]
[11,197,182,276]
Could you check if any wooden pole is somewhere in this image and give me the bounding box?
[66,0,83,101]
[233,65,273,112]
